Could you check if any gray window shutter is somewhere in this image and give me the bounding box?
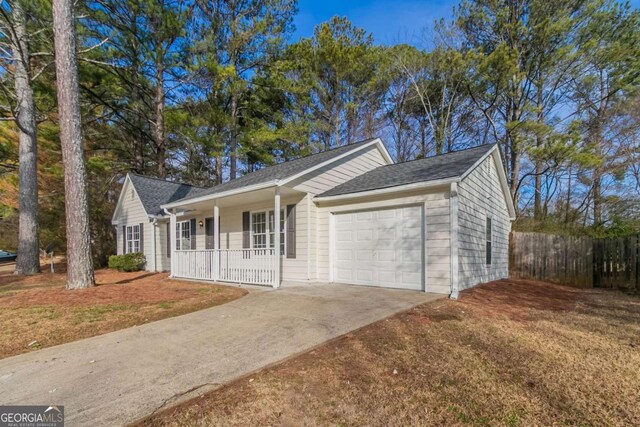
[122,225,126,254]
[286,204,296,259]
[139,223,144,253]
[205,217,214,249]
[166,222,171,258]
[190,218,197,249]
[242,211,250,248]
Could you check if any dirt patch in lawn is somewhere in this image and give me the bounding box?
[140,279,640,427]
[0,269,247,359]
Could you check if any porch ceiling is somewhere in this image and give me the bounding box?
[168,185,303,215]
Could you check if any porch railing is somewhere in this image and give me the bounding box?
[173,249,277,286]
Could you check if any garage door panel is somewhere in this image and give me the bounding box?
[356,211,372,221]
[337,230,354,242]
[356,250,373,261]
[335,269,353,281]
[356,269,373,282]
[377,249,396,261]
[333,205,424,290]
[336,214,353,223]
[402,271,421,284]
[356,230,373,241]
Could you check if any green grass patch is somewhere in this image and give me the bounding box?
[157,301,176,309]
[73,304,131,324]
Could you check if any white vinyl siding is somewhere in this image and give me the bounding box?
[289,146,388,195]
[457,154,511,289]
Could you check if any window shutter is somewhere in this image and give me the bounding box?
[122,225,126,254]
[205,217,214,249]
[286,204,296,259]
[139,223,144,254]
[166,222,171,258]
[190,218,197,249]
[242,211,250,248]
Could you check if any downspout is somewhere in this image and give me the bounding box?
[151,218,158,272]
[449,182,460,299]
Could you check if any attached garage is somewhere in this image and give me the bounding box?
[331,205,424,290]
[316,144,516,297]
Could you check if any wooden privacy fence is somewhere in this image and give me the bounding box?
[510,232,594,287]
[509,232,640,291]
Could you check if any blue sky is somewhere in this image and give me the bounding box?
[292,0,640,45]
[292,0,457,45]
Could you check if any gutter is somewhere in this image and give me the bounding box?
[313,177,458,203]
[161,181,278,210]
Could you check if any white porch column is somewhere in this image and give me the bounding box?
[169,209,177,278]
[213,201,220,281]
[274,187,281,288]
[213,201,219,250]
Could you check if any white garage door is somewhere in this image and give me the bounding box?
[332,205,423,290]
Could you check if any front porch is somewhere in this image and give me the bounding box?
[164,185,309,288]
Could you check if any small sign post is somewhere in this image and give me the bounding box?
[45,243,55,273]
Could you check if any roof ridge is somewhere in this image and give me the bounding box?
[128,172,208,189]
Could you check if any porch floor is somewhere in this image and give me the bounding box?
[0,282,442,426]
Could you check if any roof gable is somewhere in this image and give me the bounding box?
[124,173,207,216]
[112,176,146,223]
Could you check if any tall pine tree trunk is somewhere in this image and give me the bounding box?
[52,0,94,289]
[12,1,40,275]
[534,86,544,220]
[153,60,166,178]
[229,91,238,180]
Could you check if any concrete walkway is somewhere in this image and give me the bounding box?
[0,283,442,426]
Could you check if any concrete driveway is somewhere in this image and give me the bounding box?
[0,283,442,426]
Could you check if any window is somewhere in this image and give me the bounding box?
[251,212,267,248]
[126,225,140,253]
[251,209,285,255]
[175,220,192,250]
[269,210,285,255]
[486,217,492,265]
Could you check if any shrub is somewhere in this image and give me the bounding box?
[108,253,146,272]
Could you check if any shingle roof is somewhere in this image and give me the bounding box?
[318,144,496,198]
[172,138,379,203]
[128,173,208,216]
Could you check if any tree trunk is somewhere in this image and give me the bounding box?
[229,91,238,180]
[12,1,40,275]
[419,118,426,158]
[215,154,223,185]
[52,0,95,289]
[592,143,603,226]
[153,57,166,178]
[534,87,544,220]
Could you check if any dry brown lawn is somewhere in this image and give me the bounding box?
[140,279,640,427]
[0,268,247,359]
